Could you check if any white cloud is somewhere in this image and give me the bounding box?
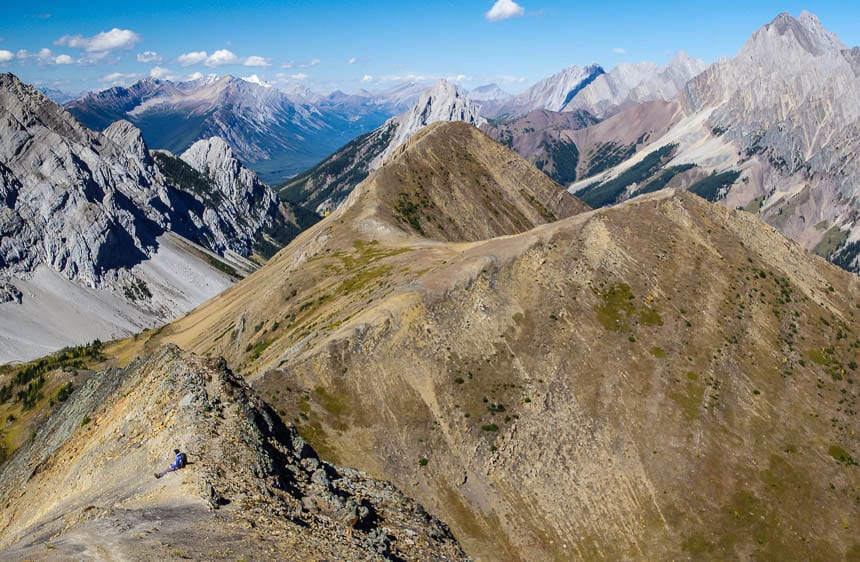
[243,55,270,67]
[177,51,207,66]
[381,73,429,82]
[446,74,471,83]
[99,72,139,85]
[137,51,162,63]
[299,58,320,68]
[205,49,238,67]
[12,47,73,65]
[185,71,204,81]
[280,61,293,69]
[0,50,13,63]
[149,66,174,79]
[348,57,358,65]
[77,51,113,65]
[361,74,374,82]
[485,0,525,22]
[497,74,526,84]
[56,28,140,52]
[612,47,627,55]
[290,73,308,80]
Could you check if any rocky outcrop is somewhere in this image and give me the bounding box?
[0,345,467,560]
[0,74,165,286]
[180,137,280,256]
[0,73,289,288]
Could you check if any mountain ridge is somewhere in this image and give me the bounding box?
[0,344,468,560]
[124,119,860,560]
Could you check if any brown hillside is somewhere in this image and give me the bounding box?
[100,123,860,560]
[361,121,589,243]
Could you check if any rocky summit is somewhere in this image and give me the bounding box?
[0,345,466,561]
[128,121,859,560]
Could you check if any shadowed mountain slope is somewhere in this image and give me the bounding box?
[113,119,860,561]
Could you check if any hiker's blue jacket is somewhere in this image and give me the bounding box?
[171,452,185,469]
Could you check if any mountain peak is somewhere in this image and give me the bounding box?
[353,121,588,243]
[754,10,845,56]
[494,63,606,115]
[469,83,512,102]
[372,79,485,166]
[425,77,457,96]
[241,74,272,88]
[103,119,150,161]
[182,136,234,163]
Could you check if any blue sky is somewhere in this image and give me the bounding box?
[1,1,858,95]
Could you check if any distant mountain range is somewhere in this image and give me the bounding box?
[64,76,440,184]
[479,53,706,119]
[58,54,704,189]
[36,86,79,105]
[65,76,388,184]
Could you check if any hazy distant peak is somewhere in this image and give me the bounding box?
[469,83,512,101]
